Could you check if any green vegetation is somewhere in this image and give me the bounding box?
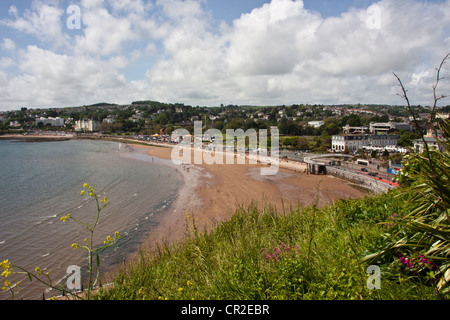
[92,189,445,300]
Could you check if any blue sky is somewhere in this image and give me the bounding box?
[0,0,449,110]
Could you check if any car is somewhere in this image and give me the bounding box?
[361,168,368,172]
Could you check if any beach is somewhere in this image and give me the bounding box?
[132,144,367,254]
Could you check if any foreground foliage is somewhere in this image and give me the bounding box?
[94,189,446,300]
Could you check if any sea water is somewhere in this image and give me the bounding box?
[0,139,181,300]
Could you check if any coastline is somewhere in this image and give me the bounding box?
[0,134,74,142]
[0,134,367,260]
[128,143,367,257]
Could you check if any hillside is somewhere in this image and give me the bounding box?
[92,188,447,300]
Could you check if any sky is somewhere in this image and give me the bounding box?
[0,0,449,111]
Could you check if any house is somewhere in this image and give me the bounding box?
[75,119,100,132]
[332,134,401,152]
[413,137,445,153]
[103,115,116,124]
[308,121,325,128]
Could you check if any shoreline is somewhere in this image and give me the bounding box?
[126,143,368,259]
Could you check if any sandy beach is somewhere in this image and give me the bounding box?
[132,144,367,254]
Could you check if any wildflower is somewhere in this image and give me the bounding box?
[138,288,145,294]
[2,280,11,290]
[100,197,108,203]
[60,214,71,222]
[35,267,41,275]
[71,243,79,250]
[0,259,10,270]
[178,287,183,293]
[1,269,11,278]
[83,183,88,188]
[80,190,85,196]
[187,280,193,287]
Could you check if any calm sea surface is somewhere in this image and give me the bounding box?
[0,139,181,300]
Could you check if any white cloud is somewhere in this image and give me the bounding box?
[2,1,69,48]
[2,46,129,107]
[74,5,137,56]
[1,38,16,52]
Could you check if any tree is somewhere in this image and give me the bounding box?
[297,137,309,150]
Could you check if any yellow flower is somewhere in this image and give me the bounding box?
[138,288,145,294]
[71,243,79,250]
[178,287,183,293]
[1,269,11,278]
[4,280,10,288]
[0,259,10,271]
[60,214,71,222]
[35,267,41,275]
[83,183,88,188]
[80,190,85,196]
[187,280,193,287]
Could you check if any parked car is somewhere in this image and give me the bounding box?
[361,168,368,172]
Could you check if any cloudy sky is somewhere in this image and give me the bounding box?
[0,0,449,111]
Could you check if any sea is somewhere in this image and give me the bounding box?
[0,138,182,300]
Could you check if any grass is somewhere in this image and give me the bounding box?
[92,188,447,300]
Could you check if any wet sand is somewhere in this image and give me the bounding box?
[131,144,366,254]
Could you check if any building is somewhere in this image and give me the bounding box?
[35,117,65,127]
[343,125,369,134]
[308,121,325,128]
[413,137,445,153]
[369,122,412,134]
[75,119,100,132]
[332,134,401,152]
[103,115,116,124]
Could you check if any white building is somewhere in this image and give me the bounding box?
[332,134,401,152]
[308,121,325,128]
[413,137,445,153]
[343,125,369,134]
[35,117,65,127]
[370,122,412,134]
[75,119,100,132]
